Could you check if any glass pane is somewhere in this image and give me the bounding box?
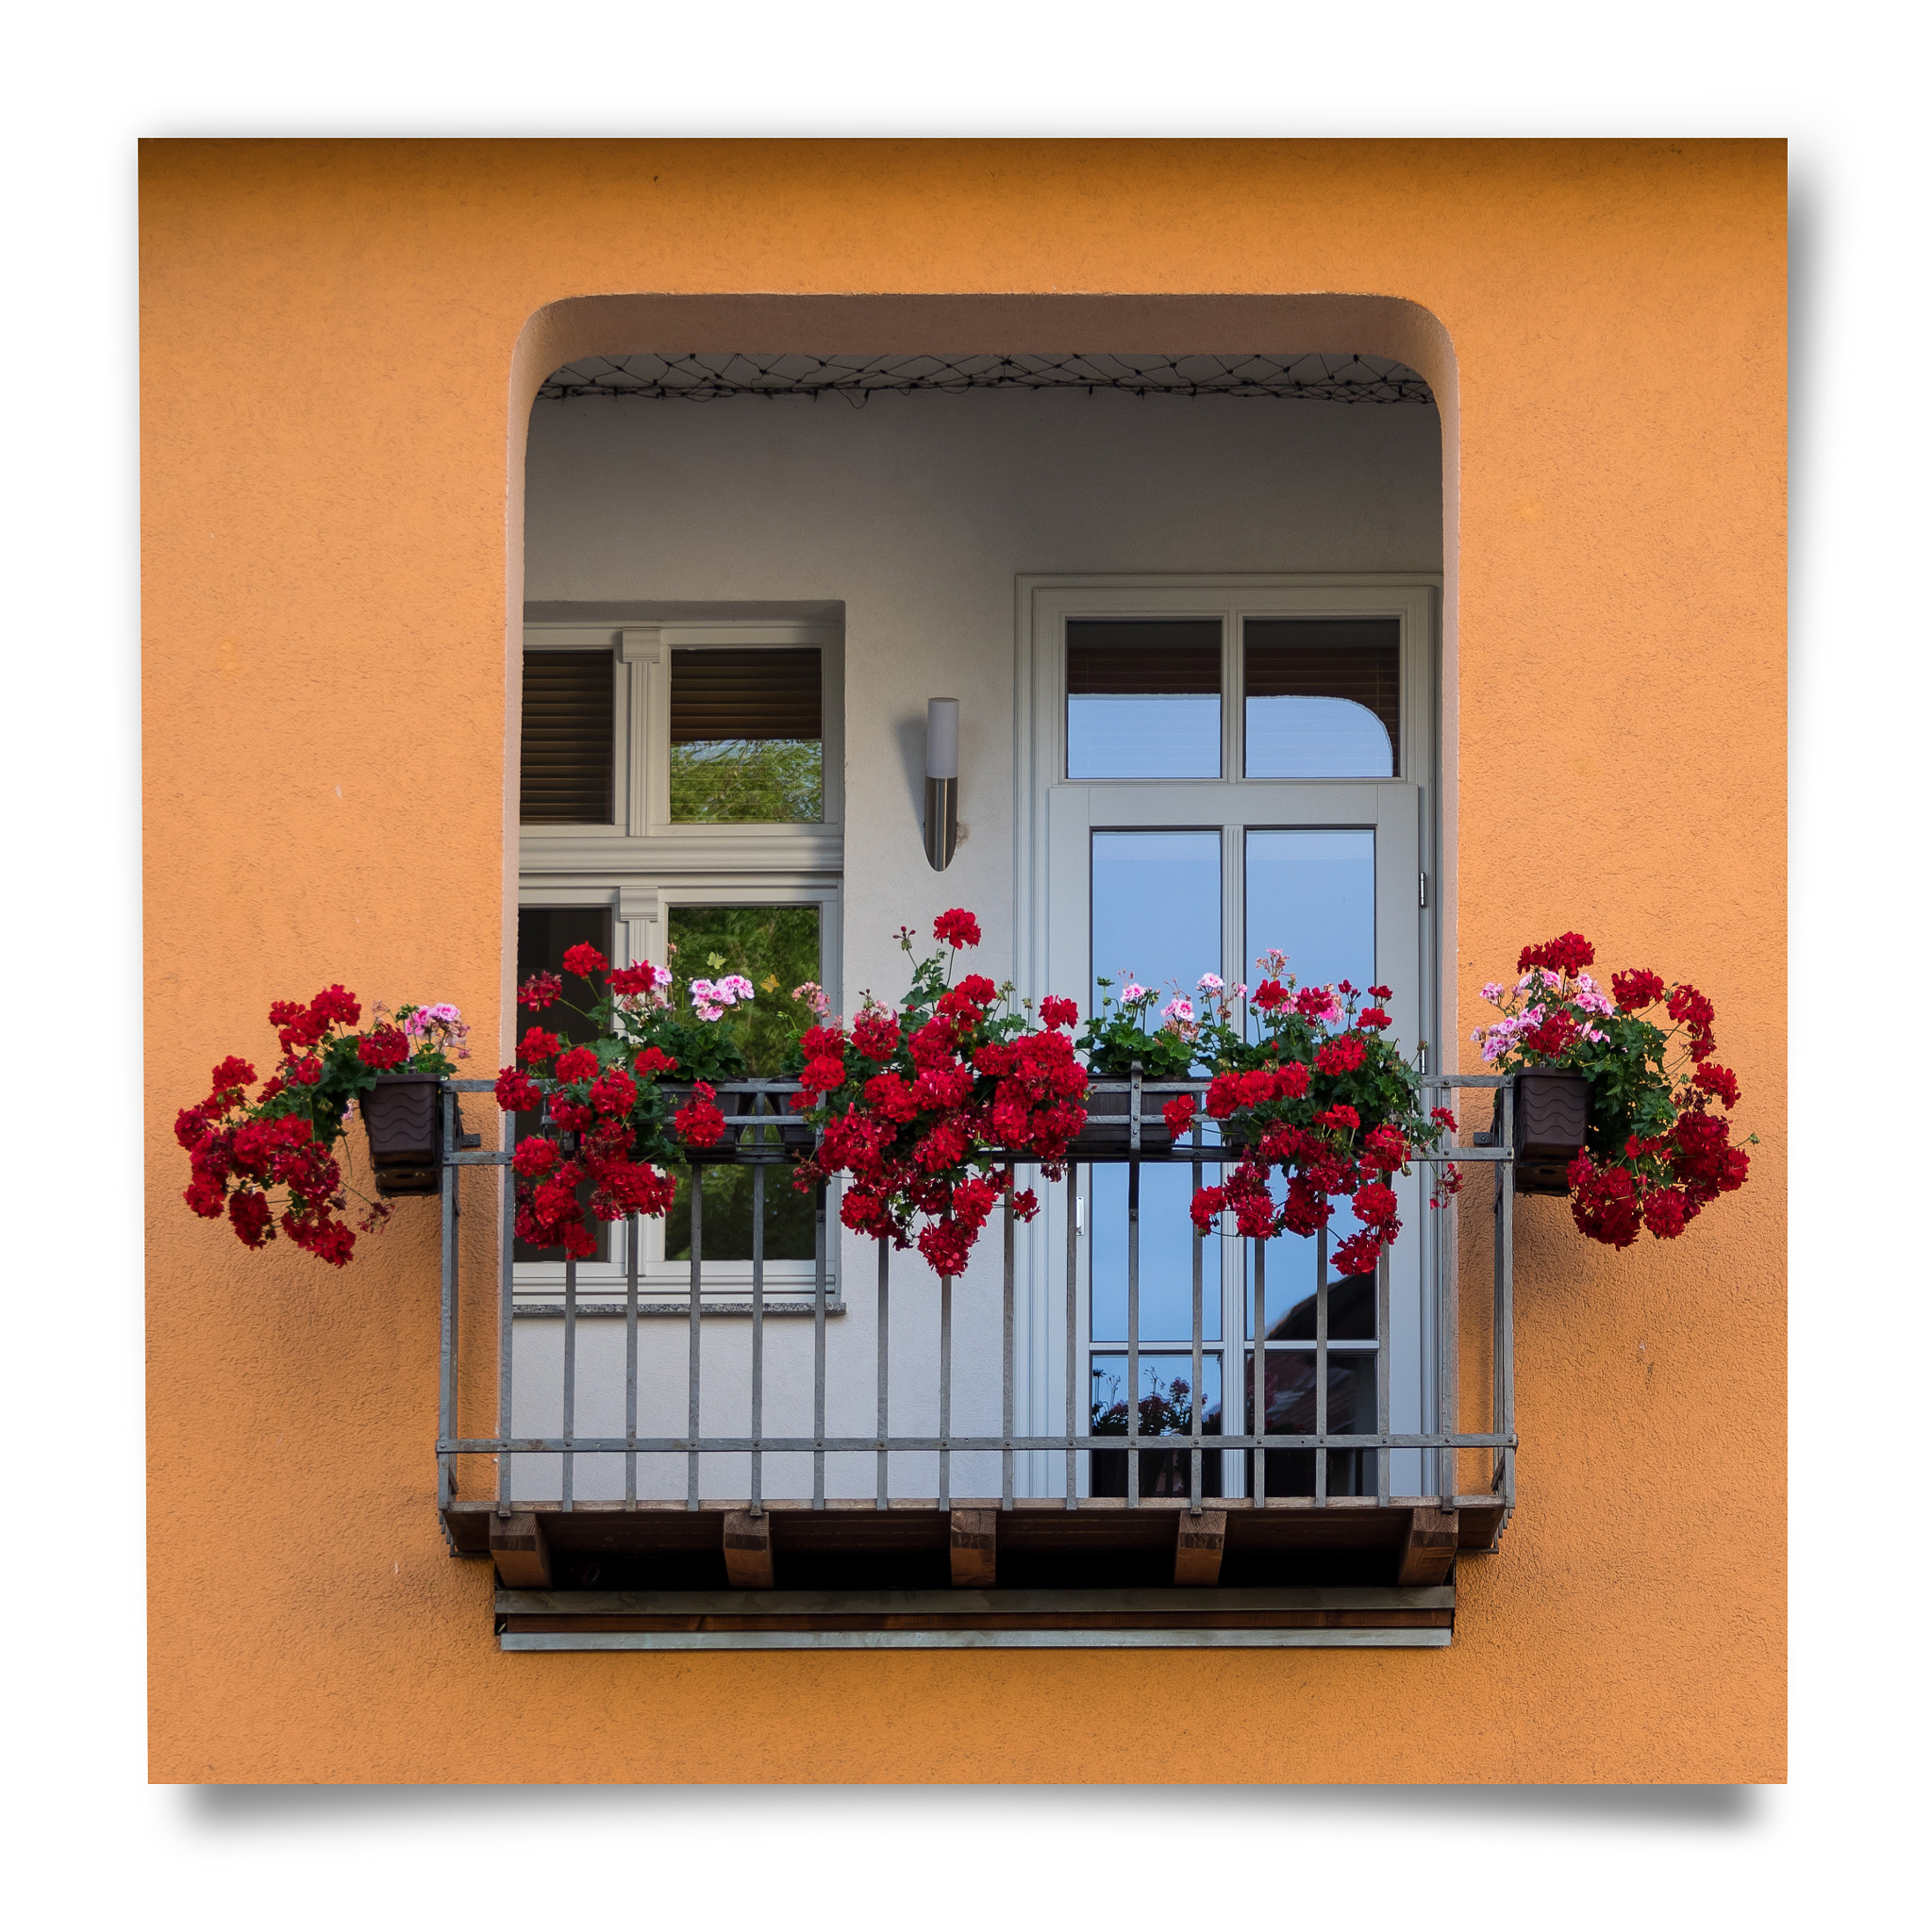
[663,905,822,1263]
[1243,828,1374,1015]
[1243,618,1398,777]
[521,651,614,824]
[1245,1175,1375,1341]
[1243,1348,1377,1498]
[664,1163,816,1264]
[670,648,823,823]
[514,906,614,1263]
[1091,830,1221,1017]
[1067,620,1222,778]
[1091,1163,1222,1342]
[1091,1352,1224,1499]
[667,905,821,1076]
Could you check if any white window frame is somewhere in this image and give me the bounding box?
[1010,573,1443,1499]
[518,618,844,1304]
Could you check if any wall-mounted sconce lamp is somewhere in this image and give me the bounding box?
[924,697,958,872]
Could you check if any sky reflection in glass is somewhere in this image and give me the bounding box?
[1091,830,1221,1014]
[1243,828,1374,1009]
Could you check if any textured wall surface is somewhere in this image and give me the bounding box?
[142,138,1785,1783]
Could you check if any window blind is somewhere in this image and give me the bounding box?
[671,649,822,742]
[1067,620,1222,694]
[1243,619,1401,747]
[520,651,614,824]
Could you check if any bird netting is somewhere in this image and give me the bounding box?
[537,352,1432,406]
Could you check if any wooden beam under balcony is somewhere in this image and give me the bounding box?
[489,1511,553,1589]
[949,1508,997,1587]
[722,1510,775,1590]
[1174,1508,1227,1587]
[449,1496,1505,1597]
[1395,1506,1459,1586]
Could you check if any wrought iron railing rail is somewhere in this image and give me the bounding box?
[435,1074,1520,1524]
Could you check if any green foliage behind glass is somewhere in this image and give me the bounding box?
[668,905,821,1077]
[670,739,823,824]
[665,1164,817,1263]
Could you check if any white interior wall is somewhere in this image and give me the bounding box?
[526,385,1441,1007]
[519,385,1441,1506]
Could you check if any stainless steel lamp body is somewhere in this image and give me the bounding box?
[924,774,958,871]
[924,696,960,871]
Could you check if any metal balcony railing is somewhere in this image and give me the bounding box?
[433,1074,1523,1532]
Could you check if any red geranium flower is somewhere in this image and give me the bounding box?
[554,1045,600,1084]
[1518,933,1594,975]
[512,1137,559,1177]
[358,1026,409,1070]
[1315,1036,1365,1075]
[561,942,608,979]
[1040,995,1078,1030]
[494,1066,541,1113]
[1611,968,1666,1012]
[608,961,660,996]
[1691,1061,1740,1109]
[518,971,563,1010]
[674,1083,726,1147]
[933,908,981,950]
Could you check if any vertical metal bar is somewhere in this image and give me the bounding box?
[1190,1124,1203,1515]
[1002,1174,1015,1511]
[1498,1079,1517,1507]
[438,1087,456,1512]
[939,1274,953,1511]
[687,1164,702,1510]
[1253,1235,1267,1507]
[1065,1165,1079,1510]
[751,1153,765,1517]
[561,1250,577,1512]
[813,1178,826,1510]
[1375,1242,1391,1507]
[1125,1152,1141,1509]
[1128,1060,1143,1511]
[1436,1082,1452,1507]
[875,1236,891,1511]
[625,1210,639,1509]
[497,1108,516,1516]
[1314,1221,1328,1508]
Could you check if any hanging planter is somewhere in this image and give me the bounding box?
[364,1072,444,1196]
[175,990,471,1266]
[1473,932,1755,1248]
[1492,1068,1591,1196]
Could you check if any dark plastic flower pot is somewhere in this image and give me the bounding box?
[364,1073,442,1197]
[1491,1069,1591,1196]
[1067,1087,1173,1157]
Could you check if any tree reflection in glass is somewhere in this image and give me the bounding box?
[1090,1354,1223,1498]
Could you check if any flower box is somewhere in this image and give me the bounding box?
[1067,1087,1173,1156]
[365,1072,443,1197]
[1492,1069,1591,1196]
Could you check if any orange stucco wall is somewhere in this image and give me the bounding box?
[142,139,1785,1783]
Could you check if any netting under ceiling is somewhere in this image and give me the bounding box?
[537,352,1433,406]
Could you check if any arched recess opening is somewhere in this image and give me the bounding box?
[495,291,1462,1526]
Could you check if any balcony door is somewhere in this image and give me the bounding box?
[1015,576,1441,1502]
